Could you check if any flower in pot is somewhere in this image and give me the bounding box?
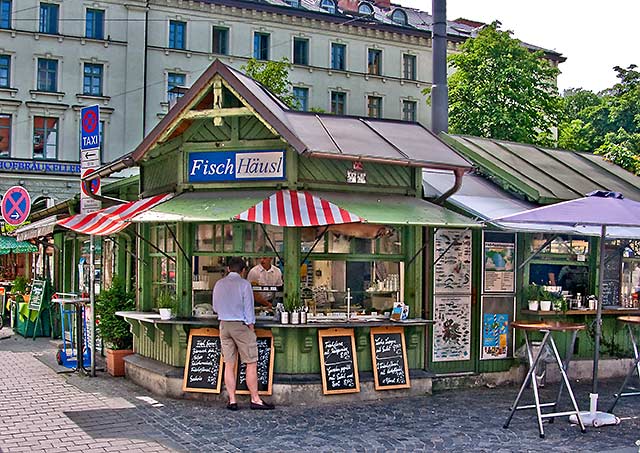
[95,276,135,376]
[283,294,300,324]
[524,284,540,311]
[156,290,177,320]
[539,290,552,311]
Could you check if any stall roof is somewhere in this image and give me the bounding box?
[134,189,480,228]
[15,216,62,241]
[424,169,640,238]
[122,60,471,174]
[441,134,640,204]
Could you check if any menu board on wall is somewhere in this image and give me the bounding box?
[236,330,274,396]
[182,328,223,394]
[483,232,516,293]
[370,326,410,390]
[318,328,360,395]
[432,295,471,362]
[433,229,472,294]
[480,296,516,360]
[602,245,622,307]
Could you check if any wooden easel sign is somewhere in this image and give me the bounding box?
[182,328,224,394]
[370,326,410,390]
[236,329,274,396]
[318,328,360,395]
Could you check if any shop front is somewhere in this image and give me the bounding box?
[108,60,479,401]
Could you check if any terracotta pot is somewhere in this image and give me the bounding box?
[106,348,134,377]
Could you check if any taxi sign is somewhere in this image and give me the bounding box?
[80,105,100,151]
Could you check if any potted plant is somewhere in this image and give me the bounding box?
[156,290,177,320]
[95,276,136,377]
[539,289,552,311]
[283,294,300,324]
[523,284,540,311]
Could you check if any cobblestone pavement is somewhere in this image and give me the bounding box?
[1,328,639,453]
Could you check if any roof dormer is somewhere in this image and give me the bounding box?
[391,8,407,25]
[358,1,374,15]
[320,0,337,14]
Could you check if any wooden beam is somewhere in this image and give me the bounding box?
[183,107,253,120]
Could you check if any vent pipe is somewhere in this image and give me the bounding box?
[431,0,448,134]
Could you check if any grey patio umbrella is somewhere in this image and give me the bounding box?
[492,191,640,427]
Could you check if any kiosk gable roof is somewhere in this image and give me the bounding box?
[443,134,640,203]
[128,59,471,172]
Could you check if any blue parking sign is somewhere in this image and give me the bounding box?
[80,105,100,151]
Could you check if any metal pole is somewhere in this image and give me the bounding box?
[593,225,606,394]
[90,234,96,377]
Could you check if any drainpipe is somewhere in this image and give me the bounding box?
[434,168,464,205]
[142,1,150,136]
[81,153,136,204]
[431,0,448,135]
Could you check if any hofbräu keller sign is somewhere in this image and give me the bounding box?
[188,150,285,182]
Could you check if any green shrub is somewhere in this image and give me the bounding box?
[96,276,135,350]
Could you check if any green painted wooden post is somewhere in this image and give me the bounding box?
[138,223,152,311]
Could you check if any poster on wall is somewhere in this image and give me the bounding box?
[480,296,516,360]
[483,232,516,293]
[433,229,472,294]
[432,295,471,362]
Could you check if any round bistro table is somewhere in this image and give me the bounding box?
[608,316,640,412]
[503,321,587,438]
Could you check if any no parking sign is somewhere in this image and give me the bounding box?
[1,186,31,226]
[80,105,100,151]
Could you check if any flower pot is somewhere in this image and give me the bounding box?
[106,348,134,377]
[300,311,307,324]
[291,311,300,325]
[159,308,172,320]
[528,300,539,311]
[540,300,552,311]
[280,311,289,324]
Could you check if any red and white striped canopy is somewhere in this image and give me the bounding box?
[234,190,362,227]
[57,194,172,236]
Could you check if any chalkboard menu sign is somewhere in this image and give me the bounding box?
[318,328,360,395]
[28,279,46,312]
[601,245,622,307]
[236,329,274,396]
[370,326,410,390]
[182,328,223,394]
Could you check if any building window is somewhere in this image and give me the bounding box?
[402,100,417,122]
[358,2,373,15]
[167,72,186,103]
[285,0,300,6]
[403,54,416,80]
[0,114,10,157]
[0,54,9,88]
[39,3,59,34]
[37,58,58,92]
[83,63,103,96]
[85,8,104,39]
[367,95,382,118]
[367,49,382,76]
[0,0,11,29]
[33,116,58,159]
[212,27,228,55]
[331,43,346,71]
[391,8,407,25]
[293,87,308,111]
[331,91,346,115]
[253,32,270,60]
[293,38,309,66]
[169,20,186,50]
[320,0,336,14]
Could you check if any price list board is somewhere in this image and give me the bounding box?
[318,328,360,395]
[236,329,274,396]
[370,326,410,390]
[182,328,223,394]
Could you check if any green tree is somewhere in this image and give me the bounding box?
[441,22,561,145]
[241,57,298,109]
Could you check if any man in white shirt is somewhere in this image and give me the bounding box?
[247,257,283,308]
[212,257,274,411]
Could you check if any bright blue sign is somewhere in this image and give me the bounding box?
[188,150,286,183]
[80,105,100,151]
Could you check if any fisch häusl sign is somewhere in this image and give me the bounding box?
[188,150,285,182]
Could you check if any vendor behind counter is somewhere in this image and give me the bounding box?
[247,257,283,309]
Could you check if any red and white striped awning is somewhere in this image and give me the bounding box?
[57,194,172,236]
[234,190,362,226]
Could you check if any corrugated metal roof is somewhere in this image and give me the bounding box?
[443,134,640,204]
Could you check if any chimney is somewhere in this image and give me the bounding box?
[337,0,359,12]
[431,0,448,134]
[372,0,391,9]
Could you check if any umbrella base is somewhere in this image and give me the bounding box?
[569,411,619,427]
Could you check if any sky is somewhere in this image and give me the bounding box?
[396,0,639,94]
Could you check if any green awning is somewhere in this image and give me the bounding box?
[317,192,480,227]
[134,190,479,228]
[0,236,38,255]
[133,191,271,223]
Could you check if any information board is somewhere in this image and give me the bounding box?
[28,279,46,312]
[483,232,516,293]
[318,328,360,395]
[370,326,410,390]
[236,329,274,396]
[601,245,622,307]
[182,328,223,393]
